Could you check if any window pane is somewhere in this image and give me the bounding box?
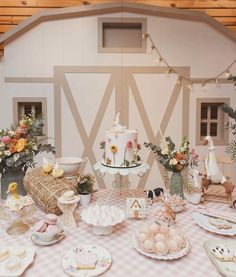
[201,103,208,119]
[200,122,207,137]
[210,122,217,136]
[210,104,218,119]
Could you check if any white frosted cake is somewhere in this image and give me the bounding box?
[100,113,141,167]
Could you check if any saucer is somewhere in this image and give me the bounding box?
[31,233,65,246]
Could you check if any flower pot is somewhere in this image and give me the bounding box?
[79,193,91,207]
[170,171,184,198]
[1,167,26,200]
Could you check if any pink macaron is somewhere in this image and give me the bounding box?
[45,214,58,225]
[45,224,60,234]
[33,220,48,233]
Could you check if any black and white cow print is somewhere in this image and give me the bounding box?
[145,188,164,203]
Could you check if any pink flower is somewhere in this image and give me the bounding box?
[191,149,199,159]
[1,136,11,144]
[127,141,133,149]
[137,143,141,150]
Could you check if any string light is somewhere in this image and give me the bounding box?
[225,70,231,79]
[148,45,155,54]
[144,33,236,87]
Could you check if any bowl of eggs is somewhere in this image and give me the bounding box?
[133,221,190,260]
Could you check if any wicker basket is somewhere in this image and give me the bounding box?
[24,167,76,215]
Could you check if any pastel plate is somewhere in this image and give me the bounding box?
[132,234,190,260]
[192,212,236,236]
[204,239,236,277]
[0,247,35,277]
[61,245,112,277]
[31,233,65,246]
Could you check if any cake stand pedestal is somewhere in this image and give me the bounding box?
[93,162,150,190]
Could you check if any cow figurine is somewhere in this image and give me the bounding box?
[145,188,164,204]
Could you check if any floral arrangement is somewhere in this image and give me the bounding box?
[76,173,95,195]
[0,115,55,175]
[144,137,198,172]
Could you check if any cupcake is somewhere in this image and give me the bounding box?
[45,214,58,225]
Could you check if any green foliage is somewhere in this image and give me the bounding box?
[226,141,236,161]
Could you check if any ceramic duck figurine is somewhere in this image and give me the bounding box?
[6,182,21,200]
[203,136,226,184]
[42,157,53,174]
[202,136,234,195]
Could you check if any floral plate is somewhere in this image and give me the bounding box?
[132,234,190,260]
[192,212,236,236]
[61,245,112,277]
[204,239,236,277]
[0,247,35,277]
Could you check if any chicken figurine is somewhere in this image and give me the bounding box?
[202,136,234,194]
[51,162,64,178]
[42,157,53,174]
[5,182,33,211]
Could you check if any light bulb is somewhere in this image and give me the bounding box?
[225,70,231,79]
[147,45,155,54]
[142,33,149,39]
[166,67,171,74]
[188,82,193,90]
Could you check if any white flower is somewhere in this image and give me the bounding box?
[13,154,20,162]
[161,147,169,155]
[4,150,11,156]
[8,130,15,136]
[169,158,178,165]
[0,142,5,148]
[180,159,187,165]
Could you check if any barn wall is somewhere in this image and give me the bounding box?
[0,11,235,188]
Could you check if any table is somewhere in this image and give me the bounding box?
[0,189,234,277]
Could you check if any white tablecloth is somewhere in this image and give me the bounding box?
[0,189,234,277]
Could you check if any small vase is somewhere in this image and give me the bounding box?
[1,167,26,200]
[170,171,184,198]
[79,193,91,207]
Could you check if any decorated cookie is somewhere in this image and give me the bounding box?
[5,256,21,272]
[211,245,233,262]
[74,250,98,270]
[0,248,9,262]
[209,218,232,229]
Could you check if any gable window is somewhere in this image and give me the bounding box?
[13,97,47,137]
[196,98,229,146]
[98,17,147,53]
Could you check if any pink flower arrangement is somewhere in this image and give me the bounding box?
[127,141,133,149]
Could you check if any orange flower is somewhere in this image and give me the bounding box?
[16,138,26,152]
[110,145,117,153]
[175,152,184,161]
[9,145,17,154]
[11,137,18,145]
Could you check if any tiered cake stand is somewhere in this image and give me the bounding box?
[93,162,150,190]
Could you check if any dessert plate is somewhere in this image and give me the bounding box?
[0,247,35,277]
[61,245,112,277]
[192,212,236,236]
[132,234,190,260]
[204,239,236,277]
[31,232,65,246]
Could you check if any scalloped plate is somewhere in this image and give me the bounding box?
[192,212,236,236]
[0,247,35,277]
[132,234,190,260]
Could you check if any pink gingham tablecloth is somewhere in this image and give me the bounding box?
[0,189,234,277]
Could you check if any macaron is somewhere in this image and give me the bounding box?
[45,214,58,225]
[33,220,48,233]
[45,224,60,235]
